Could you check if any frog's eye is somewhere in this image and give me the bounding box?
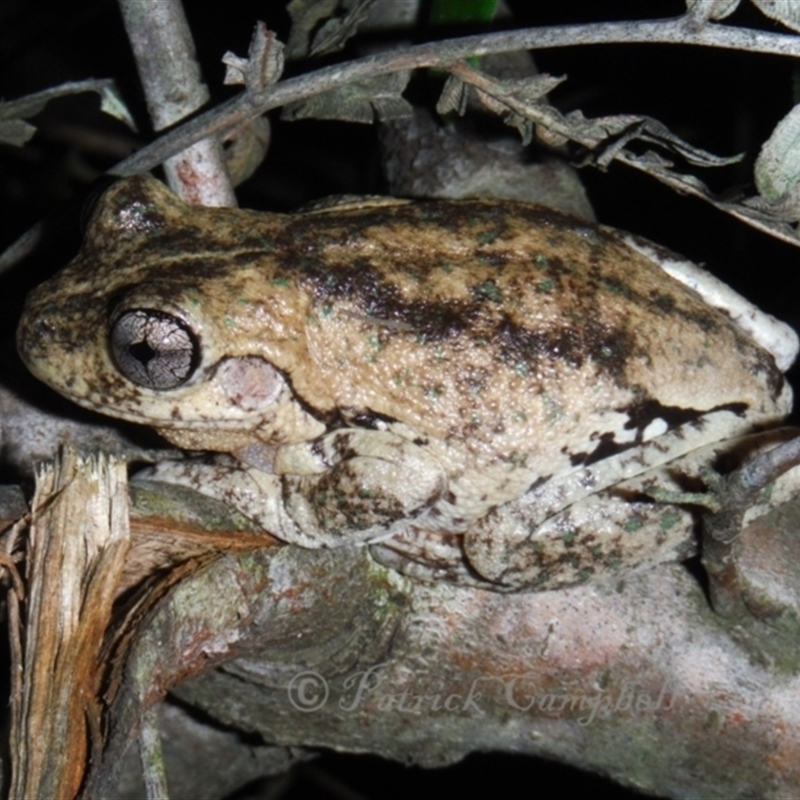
[110,309,199,390]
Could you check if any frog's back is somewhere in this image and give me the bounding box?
[263,199,787,469]
[16,176,788,480]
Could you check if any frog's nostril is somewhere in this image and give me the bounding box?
[35,318,56,338]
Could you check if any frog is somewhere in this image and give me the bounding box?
[16,175,800,591]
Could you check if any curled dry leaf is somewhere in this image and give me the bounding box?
[752,0,800,33]
[223,22,284,94]
[438,71,566,145]
[0,79,135,147]
[223,116,272,186]
[442,61,800,245]
[436,74,470,116]
[286,0,377,60]
[447,63,740,170]
[283,70,412,123]
[753,102,800,218]
[309,0,378,57]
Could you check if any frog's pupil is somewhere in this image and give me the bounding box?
[128,339,155,365]
[110,308,198,390]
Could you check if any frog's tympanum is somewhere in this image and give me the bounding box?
[17,176,799,591]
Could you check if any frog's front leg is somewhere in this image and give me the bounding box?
[140,428,447,548]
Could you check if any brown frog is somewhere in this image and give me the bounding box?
[16,176,798,590]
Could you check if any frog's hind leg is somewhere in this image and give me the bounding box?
[464,423,799,591]
[516,408,788,531]
[464,479,700,591]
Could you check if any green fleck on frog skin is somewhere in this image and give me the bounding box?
[16,176,799,591]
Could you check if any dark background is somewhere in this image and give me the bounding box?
[1,1,795,797]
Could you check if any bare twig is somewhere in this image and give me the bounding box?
[110,15,800,178]
[118,0,235,206]
[139,705,169,800]
[4,13,800,274]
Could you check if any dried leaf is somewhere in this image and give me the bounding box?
[223,116,271,186]
[283,71,412,123]
[0,79,135,146]
[506,73,567,103]
[586,114,742,169]
[685,0,741,21]
[222,22,284,93]
[752,0,800,33]
[436,75,470,115]
[286,0,376,60]
[467,72,566,113]
[221,53,249,85]
[440,69,566,145]
[310,0,377,56]
[754,103,800,206]
[450,64,738,172]
[440,61,800,246]
[97,83,137,131]
[637,117,741,167]
[503,112,535,145]
[742,191,800,225]
[286,0,338,59]
[0,118,36,147]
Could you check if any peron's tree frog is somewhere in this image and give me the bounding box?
[16,176,799,591]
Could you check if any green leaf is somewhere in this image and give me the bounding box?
[430,0,499,24]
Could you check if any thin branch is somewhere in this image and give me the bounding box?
[139,705,169,800]
[3,12,800,274]
[110,15,800,177]
[118,0,235,206]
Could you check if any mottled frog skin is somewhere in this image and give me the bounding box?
[16,176,797,590]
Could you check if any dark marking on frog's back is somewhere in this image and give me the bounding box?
[265,203,656,385]
[497,316,640,382]
[273,252,483,340]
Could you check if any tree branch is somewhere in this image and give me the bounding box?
[110,15,800,178]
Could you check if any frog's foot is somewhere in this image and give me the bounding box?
[138,428,447,548]
[646,468,724,513]
[700,431,800,612]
